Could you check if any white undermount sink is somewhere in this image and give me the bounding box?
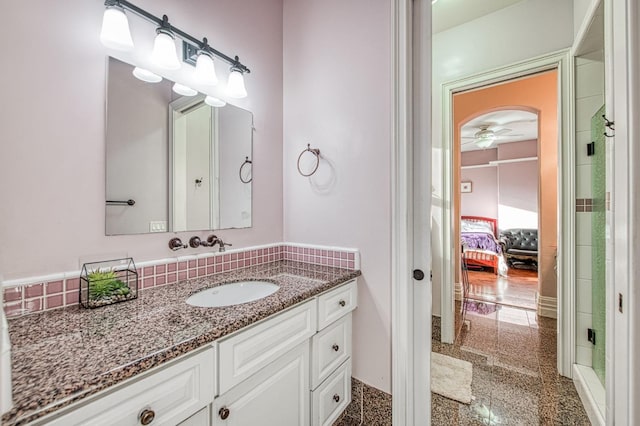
[186,281,279,308]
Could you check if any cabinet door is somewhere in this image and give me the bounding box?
[213,341,309,426]
[178,407,210,426]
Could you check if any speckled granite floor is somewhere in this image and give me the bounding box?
[432,301,591,425]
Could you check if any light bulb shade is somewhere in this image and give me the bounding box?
[205,96,226,108]
[173,83,197,97]
[227,69,247,99]
[132,67,162,83]
[475,139,494,149]
[151,29,181,70]
[100,5,134,51]
[194,52,219,86]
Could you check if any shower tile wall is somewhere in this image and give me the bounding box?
[574,53,605,368]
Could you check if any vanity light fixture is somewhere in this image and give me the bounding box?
[99,0,251,95]
[132,67,162,83]
[100,1,134,51]
[194,38,219,86]
[151,16,181,70]
[205,95,226,108]
[227,58,248,99]
[172,83,198,96]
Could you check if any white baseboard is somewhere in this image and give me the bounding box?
[537,293,557,318]
[573,364,605,426]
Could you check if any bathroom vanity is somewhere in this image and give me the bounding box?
[3,262,359,426]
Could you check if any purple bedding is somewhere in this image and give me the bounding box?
[461,232,501,254]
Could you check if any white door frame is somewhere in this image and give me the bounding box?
[608,0,637,423]
[438,50,576,377]
[391,0,431,424]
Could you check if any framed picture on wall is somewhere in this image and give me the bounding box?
[461,181,472,193]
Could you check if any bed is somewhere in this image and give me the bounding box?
[460,216,502,274]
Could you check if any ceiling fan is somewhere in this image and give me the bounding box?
[461,123,524,149]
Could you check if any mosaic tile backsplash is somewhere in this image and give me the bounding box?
[2,244,358,317]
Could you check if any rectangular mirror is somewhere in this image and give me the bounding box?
[105,57,253,235]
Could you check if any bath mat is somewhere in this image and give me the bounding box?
[431,352,473,404]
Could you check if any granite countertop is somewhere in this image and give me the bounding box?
[2,260,361,425]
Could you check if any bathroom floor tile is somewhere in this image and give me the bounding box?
[432,304,590,425]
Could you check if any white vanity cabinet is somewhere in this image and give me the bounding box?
[211,279,357,426]
[36,280,357,426]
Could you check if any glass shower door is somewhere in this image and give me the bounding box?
[591,105,606,385]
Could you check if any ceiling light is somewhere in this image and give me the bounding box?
[432,0,439,3]
[227,61,247,99]
[132,67,162,83]
[173,83,197,96]
[475,139,494,149]
[194,38,219,86]
[205,96,226,108]
[151,16,181,70]
[100,2,134,51]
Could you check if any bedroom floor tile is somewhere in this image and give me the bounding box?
[432,305,590,425]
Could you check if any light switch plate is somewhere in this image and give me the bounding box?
[149,221,167,233]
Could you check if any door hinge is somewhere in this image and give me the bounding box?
[587,328,596,345]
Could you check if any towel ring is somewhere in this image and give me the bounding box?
[297,144,321,177]
[239,156,252,183]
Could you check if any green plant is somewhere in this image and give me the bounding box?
[88,269,130,300]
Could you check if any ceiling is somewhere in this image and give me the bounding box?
[432,0,524,34]
[461,110,537,152]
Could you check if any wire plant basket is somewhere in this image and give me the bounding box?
[80,258,138,308]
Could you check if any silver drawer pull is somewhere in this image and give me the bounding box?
[219,407,230,420]
[338,300,346,307]
[139,408,155,425]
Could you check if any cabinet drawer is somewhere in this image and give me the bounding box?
[311,359,351,426]
[317,280,357,330]
[46,347,215,426]
[218,300,316,394]
[311,314,352,389]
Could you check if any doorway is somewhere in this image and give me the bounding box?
[459,108,540,311]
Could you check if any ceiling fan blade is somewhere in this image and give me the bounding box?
[494,128,512,135]
[496,133,525,138]
[500,118,537,126]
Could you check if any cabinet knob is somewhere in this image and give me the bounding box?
[139,408,155,425]
[333,394,340,403]
[332,344,340,352]
[219,407,230,420]
[338,300,346,307]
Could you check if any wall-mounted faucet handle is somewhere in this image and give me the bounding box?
[203,235,219,247]
[168,237,188,251]
[189,236,202,248]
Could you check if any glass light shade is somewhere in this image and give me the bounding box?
[475,139,494,149]
[205,96,226,108]
[194,52,219,86]
[151,30,181,70]
[132,67,162,83]
[227,69,248,99]
[100,6,134,51]
[173,83,198,97]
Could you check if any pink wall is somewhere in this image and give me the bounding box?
[461,167,499,219]
[460,141,539,229]
[283,0,392,392]
[0,0,284,280]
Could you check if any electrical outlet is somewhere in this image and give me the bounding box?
[149,221,167,233]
